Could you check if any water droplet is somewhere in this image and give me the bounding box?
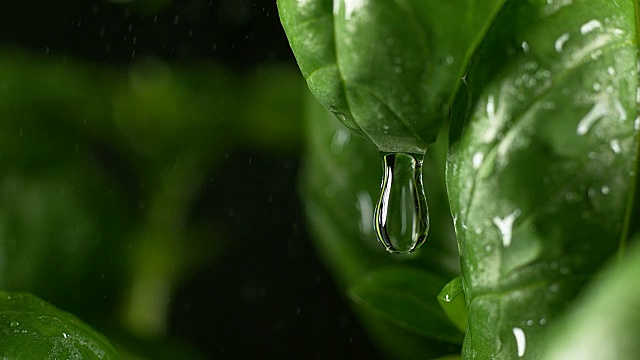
[10,321,19,327]
[580,19,603,35]
[334,0,366,20]
[614,101,627,121]
[493,209,521,247]
[542,101,556,110]
[63,333,69,339]
[375,153,429,254]
[521,41,530,53]
[472,152,484,169]
[437,276,467,332]
[555,32,570,52]
[512,327,527,357]
[610,139,622,153]
[601,185,610,195]
[576,97,608,135]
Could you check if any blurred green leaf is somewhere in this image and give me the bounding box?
[447,0,639,358]
[540,237,640,360]
[0,291,120,359]
[0,168,131,326]
[0,48,307,357]
[348,267,462,344]
[237,66,307,152]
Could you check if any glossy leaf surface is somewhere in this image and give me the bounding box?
[278,0,504,153]
[0,292,120,359]
[447,0,639,358]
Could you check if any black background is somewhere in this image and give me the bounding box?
[0,0,385,358]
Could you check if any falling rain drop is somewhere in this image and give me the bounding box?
[375,152,429,254]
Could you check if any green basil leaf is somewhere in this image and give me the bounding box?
[0,291,121,359]
[278,0,504,153]
[540,237,640,360]
[447,0,639,358]
[348,267,463,344]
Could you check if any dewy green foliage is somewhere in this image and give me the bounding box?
[281,0,640,359]
[0,292,121,359]
[448,0,639,358]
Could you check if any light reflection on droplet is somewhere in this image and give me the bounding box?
[374,152,429,254]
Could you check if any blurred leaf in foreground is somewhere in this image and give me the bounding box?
[0,291,121,359]
[540,236,640,360]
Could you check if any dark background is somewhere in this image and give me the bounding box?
[0,0,385,358]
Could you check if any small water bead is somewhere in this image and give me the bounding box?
[437,276,467,332]
[581,19,603,34]
[555,32,570,52]
[512,327,527,357]
[375,152,429,254]
[493,209,521,247]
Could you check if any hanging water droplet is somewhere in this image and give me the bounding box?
[374,153,429,254]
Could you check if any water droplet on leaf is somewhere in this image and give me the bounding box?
[513,327,527,357]
[374,153,429,254]
[493,209,521,247]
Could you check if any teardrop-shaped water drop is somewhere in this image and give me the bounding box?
[375,152,429,254]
